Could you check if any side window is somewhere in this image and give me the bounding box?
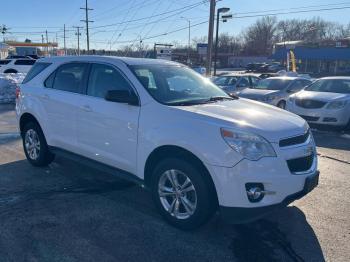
[14,59,36,65]
[250,76,260,87]
[22,62,51,84]
[288,80,309,92]
[44,72,55,88]
[238,77,250,87]
[87,63,133,99]
[52,63,89,94]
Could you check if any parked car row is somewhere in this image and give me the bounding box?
[210,72,350,129]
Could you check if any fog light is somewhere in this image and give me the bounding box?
[245,183,265,202]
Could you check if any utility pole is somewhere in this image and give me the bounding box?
[206,0,216,76]
[213,8,231,76]
[80,0,93,54]
[0,25,9,43]
[73,26,83,55]
[45,30,49,56]
[64,24,67,55]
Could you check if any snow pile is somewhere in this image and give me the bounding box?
[0,73,26,103]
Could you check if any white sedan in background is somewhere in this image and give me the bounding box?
[287,77,350,129]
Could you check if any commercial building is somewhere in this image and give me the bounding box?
[271,38,350,76]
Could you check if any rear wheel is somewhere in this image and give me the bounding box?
[277,100,286,109]
[151,158,216,230]
[22,122,55,166]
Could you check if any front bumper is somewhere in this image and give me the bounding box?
[220,170,319,223]
[286,101,350,126]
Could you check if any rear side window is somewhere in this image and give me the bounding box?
[22,62,51,84]
[0,60,11,65]
[51,63,89,94]
[14,59,36,65]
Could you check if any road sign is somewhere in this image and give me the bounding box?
[197,43,207,55]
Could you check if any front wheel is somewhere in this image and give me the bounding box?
[151,158,216,230]
[277,100,286,109]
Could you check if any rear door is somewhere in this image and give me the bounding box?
[41,62,89,152]
[77,62,140,174]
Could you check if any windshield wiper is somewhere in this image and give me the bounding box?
[208,95,238,102]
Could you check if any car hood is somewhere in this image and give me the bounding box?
[238,89,280,99]
[177,98,307,143]
[295,90,350,102]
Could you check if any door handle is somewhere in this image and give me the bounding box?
[80,105,92,112]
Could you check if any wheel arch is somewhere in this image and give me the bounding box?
[4,69,18,73]
[19,113,42,137]
[144,145,219,206]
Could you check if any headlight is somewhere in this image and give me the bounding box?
[262,96,275,102]
[326,100,347,109]
[289,95,296,102]
[220,128,276,161]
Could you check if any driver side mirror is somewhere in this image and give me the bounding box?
[105,90,139,106]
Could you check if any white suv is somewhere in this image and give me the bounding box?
[16,56,319,229]
[0,58,36,74]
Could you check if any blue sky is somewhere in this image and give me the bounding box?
[2,0,350,50]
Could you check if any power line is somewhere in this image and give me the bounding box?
[91,0,208,29]
[233,6,350,19]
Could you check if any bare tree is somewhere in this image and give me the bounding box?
[242,16,277,55]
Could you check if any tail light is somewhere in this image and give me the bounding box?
[15,86,21,99]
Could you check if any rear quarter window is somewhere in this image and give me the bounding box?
[22,62,52,84]
[0,60,11,65]
[14,59,36,66]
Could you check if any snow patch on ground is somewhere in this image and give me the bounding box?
[0,73,26,103]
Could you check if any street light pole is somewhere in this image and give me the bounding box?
[213,7,231,76]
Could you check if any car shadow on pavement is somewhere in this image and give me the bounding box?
[0,159,325,262]
[226,206,325,262]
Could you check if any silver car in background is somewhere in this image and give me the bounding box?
[287,77,350,129]
[238,76,312,109]
[212,73,260,95]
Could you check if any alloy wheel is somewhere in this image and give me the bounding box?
[24,129,41,160]
[158,169,197,220]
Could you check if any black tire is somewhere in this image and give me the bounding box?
[150,158,216,230]
[22,122,55,167]
[277,100,286,109]
[4,69,18,74]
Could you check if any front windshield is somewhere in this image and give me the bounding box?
[213,76,238,86]
[305,79,350,94]
[130,64,230,105]
[253,78,292,90]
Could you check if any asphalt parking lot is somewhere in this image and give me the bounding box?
[0,104,349,262]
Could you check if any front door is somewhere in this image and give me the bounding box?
[77,62,140,174]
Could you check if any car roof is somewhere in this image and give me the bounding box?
[39,55,182,66]
[262,76,309,80]
[318,76,350,80]
[220,73,259,77]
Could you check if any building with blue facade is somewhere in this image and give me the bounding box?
[271,38,350,76]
